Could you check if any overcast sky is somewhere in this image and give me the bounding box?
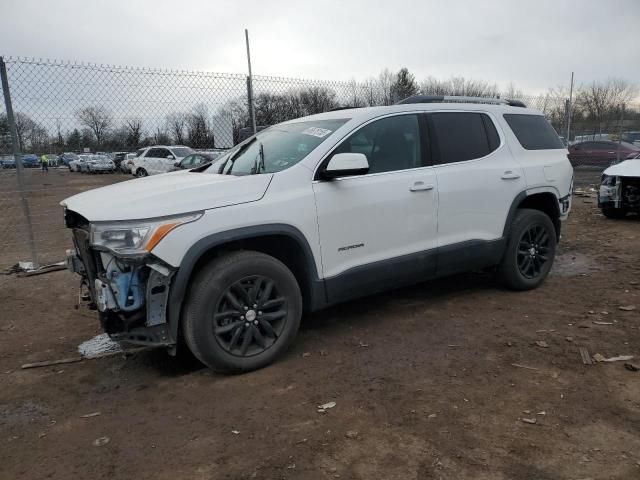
[1,0,639,94]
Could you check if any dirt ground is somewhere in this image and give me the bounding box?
[1,169,640,480]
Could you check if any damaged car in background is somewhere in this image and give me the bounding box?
[598,153,640,218]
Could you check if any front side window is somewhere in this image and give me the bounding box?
[171,147,194,157]
[331,114,422,174]
[429,112,497,164]
[181,155,195,167]
[220,119,348,176]
[504,114,564,150]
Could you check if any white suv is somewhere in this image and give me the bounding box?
[131,145,194,176]
[62,96,573,373]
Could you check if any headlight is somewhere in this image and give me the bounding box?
[90,212,202,256]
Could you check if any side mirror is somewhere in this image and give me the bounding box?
[321,153,369,180]
[166,154,175,160]
[173,161,180,168]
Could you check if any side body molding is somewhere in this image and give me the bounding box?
[166,224,324,342]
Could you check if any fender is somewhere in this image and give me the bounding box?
[502,190,561,239]
[166,224,324,342]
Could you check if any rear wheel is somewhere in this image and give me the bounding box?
[498,209,556,290]
[601,207,627,219]
[183,251,302,373]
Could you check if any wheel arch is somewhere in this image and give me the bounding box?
[504,190,561,240]
[166,224,325,343]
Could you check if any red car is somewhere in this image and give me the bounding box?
[568,140,640,168]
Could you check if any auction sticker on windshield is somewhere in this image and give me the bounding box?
[301,127,332,138]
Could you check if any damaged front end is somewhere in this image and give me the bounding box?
[599,174,640,211]
[63,209,200,348]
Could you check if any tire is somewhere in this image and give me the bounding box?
[498,209,557,291]
[135,168,148,177]
[601,208,627,219]
[183,250,302,373]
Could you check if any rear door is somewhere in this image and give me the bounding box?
[145,147,170,175]
[428,111,525,273]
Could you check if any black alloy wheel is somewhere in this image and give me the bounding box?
[516,224,551,279]
[213,275,287,357]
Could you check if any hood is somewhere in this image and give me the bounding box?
[603,159,640,178]
[61,171,273,221]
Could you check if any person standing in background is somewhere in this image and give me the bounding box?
[40,153,49,172]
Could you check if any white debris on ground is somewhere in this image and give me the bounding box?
[78,333,123,359]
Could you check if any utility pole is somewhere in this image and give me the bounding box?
[566,71,574,144]
[245,29,257,135]
[0,56,39,267]
[616,103,625,164]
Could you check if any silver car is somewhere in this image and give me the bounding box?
[87,155,116,173]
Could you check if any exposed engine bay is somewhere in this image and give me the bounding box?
[64,209,176,347]
[599,175,640,211]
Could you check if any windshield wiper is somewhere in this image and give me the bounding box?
[222,137,257,174]
[251,142,265,175]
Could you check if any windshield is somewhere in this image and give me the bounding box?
[217,119,348,176]
[171,147,194,157]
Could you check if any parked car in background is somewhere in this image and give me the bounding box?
[59,152,79,166]
[573,134,612,144]
[69,154,92,172]
[567,140,640,168]
[621,131,640,147]
[111,152,128,171]
[87,155,116,173]
[170,151,224,171]
[122,152,137,173]
[130,145,194,176]
[1,157,16,168]
[598,153,640,218]
[45,154,59,167]
[21,154,40,168]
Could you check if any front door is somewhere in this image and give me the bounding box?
[312,113,438,303]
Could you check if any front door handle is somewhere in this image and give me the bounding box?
[501,171,521,180]
[410,181,434,192]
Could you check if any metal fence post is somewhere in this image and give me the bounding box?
[0,56,39,268]
[245,29,257,135]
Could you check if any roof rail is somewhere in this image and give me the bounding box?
[396,95,526,108]
[329,106,360,111]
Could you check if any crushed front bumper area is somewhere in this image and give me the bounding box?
[599,175,640,211]
[67,227,176,347]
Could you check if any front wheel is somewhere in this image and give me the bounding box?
[135,168,148,177]
[183,251,302,373]
[498,209,557,290]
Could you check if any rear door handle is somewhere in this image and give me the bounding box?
[410,181,434,192]
[501,171,521,180]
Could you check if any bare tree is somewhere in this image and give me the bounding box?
[75,106,112,146]
[576,78,637,124]
[125,118,143,148]
[165,112,186,144]
[186,104,214,148]
[298,86,338,115]
[504,82,524,100]
[421,76,499,97]
[376,68,395,106]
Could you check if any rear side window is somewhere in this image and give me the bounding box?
[429,112,499,164]
[504,114,564,150]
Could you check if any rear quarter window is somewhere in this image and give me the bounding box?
[504,114,564,150]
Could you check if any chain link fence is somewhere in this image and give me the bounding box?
[1,55,639,271]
